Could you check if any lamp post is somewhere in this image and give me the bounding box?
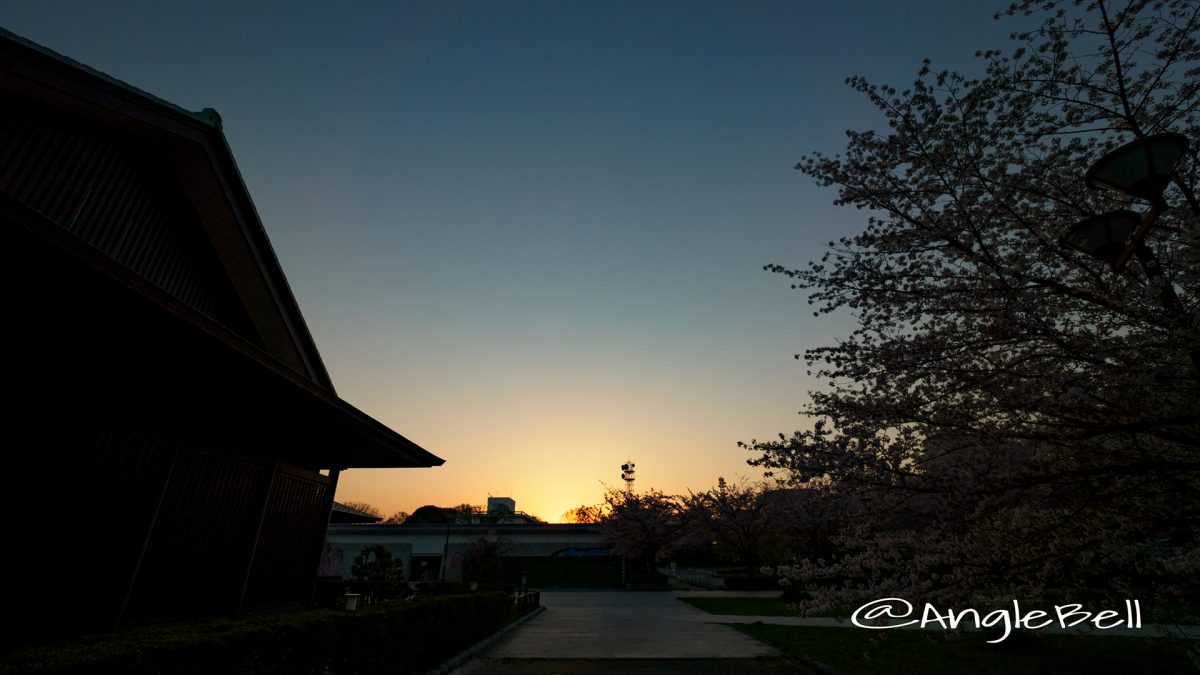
[440,517,452,582]
[1061,132,1197,370]
[1074,132,1188,271]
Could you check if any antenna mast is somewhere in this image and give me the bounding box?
[620,459,636,494]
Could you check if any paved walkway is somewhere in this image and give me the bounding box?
[448,590,819,673]
[445,589,1200,673]
[451,658,809,674]
[482,591,779,659]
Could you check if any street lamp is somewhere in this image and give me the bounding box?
[1066,133,1188,272]
[440,517,452,582]
[1063,131,1198,371]
[1060,210,1141,268]
[1084,132,1188,202]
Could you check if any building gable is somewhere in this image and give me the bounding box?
[0,28,333,388]
[0,92,260,339]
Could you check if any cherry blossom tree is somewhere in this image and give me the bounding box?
[684,478,779,568]
[746,0,1200,612]
[599,487,687,576]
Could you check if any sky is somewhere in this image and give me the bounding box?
[1,1,1023,522]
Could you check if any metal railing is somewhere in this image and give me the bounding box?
[513,590,540,615]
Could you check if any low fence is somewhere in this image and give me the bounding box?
[514,590,540,615]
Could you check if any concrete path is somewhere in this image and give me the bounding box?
[481,591,779,659]
[450,658,810,674]
[445,589,1200,675]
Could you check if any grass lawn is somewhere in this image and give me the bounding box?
[732,624,1197,675]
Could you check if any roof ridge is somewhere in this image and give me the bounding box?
[0,26,219,126]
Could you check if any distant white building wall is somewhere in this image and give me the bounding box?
[324,523,607,582]
[487,496,516,515]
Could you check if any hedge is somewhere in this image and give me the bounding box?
[2,592,513,674]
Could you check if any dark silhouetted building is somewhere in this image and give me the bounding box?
[0,29,443,635]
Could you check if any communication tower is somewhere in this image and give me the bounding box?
[620,460,636,493]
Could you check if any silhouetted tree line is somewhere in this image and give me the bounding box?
[567,479,845,579]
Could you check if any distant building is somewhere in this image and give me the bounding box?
[487,496,516,515]
[324,496,617,587]
[324,522,614,586]
[451,496,540,525]
[0,29,443,634]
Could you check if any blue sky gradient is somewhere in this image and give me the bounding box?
[2,1,1024,520]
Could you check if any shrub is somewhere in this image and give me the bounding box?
[461,538,504,585]
[2,593,513,674]
[348,545,406,602]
